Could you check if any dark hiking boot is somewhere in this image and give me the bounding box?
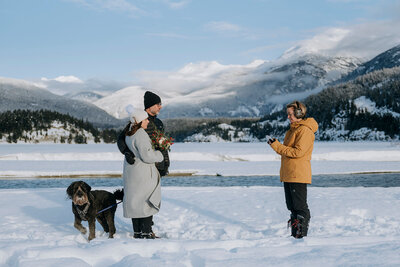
[141,233,156,239]
[288,214,297,237]
[141,231,160,239]
[297,215,309,237]
[133,232,143,239]
[291,215,308,239]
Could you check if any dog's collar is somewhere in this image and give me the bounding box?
[74,202,91,220]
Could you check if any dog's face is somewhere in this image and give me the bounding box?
[66,181,91,206]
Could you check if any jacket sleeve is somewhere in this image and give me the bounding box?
[270,127,314,158]
[117,125,129,154]
[134,130,164,164]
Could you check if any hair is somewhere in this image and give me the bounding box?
[286,101,307,119]
[125,121,142,136]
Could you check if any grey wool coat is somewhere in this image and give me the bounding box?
[122,128,164,218]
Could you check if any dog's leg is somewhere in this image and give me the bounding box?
[105,212,116,238]
[88,218,96,241]
[96,215,109,233]
[74,215,87,235]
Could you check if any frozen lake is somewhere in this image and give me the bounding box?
[1,172,400,189]
[0,141,399,177]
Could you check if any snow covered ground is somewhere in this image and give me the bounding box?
[1,142,400,266]
[0,142,400,177]
[1,186,400,266]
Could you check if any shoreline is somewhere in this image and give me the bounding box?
[1,171,400,179]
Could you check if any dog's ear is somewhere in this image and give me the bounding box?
[66,182,76,199]
[81,181,91,193]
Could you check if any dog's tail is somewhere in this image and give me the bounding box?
[113,188,124,201]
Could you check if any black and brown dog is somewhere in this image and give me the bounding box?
[66,181,123,241]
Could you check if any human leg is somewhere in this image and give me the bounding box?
[284,182,295,215]
[131,218,142,238]
[284,183,298,236]
[288,183,310,237]
[290,183,310,222]
[140,216,156,239]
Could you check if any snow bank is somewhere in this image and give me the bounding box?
[0,142,399,177]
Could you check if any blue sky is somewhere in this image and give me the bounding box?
[1,0,400,83]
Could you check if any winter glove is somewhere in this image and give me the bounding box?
[125,151,136,165]
[117,125,136,165]
[267,138,277,145]
[156,150,169,177]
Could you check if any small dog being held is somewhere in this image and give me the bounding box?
[66,181,123,241]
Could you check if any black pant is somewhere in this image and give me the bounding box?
[132,216,153,234]
[284,182,310,222]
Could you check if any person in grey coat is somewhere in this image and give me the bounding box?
[122,108,164,239]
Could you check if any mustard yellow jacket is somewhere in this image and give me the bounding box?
[270,118,318,184]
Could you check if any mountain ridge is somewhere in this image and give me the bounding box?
[0,77,123,128]
[92,54,361,119]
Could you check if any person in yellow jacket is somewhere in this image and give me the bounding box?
[267,101,318,238]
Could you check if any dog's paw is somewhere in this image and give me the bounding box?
[88,234,95,241]
[79,228,87,235]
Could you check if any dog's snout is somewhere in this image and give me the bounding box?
[77,190,83,197]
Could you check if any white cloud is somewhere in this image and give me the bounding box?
[204,21,262,40]
[162,0,190,9]
[205,21,243,33]
[38,76,126,96]
[146,32,191,39]
[136,60,265,101]
[42,75,84,84]
[66,0,144,16]
[67,0,190,15]
[282,19,400,60]
[326,0,368,2]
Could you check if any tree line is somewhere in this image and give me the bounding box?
[0,109,119,143]
[166,67,400,141]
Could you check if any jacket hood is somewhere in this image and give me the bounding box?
[291,118,318,133]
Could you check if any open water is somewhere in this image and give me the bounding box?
[0,173,399,189]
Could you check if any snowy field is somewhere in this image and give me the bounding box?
[0,142,400,177]
[1,142,400,266]
[1,186,400,267]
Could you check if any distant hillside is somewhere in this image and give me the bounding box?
[172,67,400,142]
[64,91,105,103]
[305,67,400,140]
[339,44,400,83]
[0,110,119,144]
[164,117,259,142]
[0,77,123,128]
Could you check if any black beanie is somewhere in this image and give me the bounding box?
[144,91,161,109]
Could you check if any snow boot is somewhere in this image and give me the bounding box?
[291,215,308,239]
[141,232,156,239]
[134,232,143,239]
[288,214,297,237]
[297,215,308,237]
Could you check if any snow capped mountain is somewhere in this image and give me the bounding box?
[0,77,122,127]
[280,28,352,60]
[160,54,360,118]
[93,86,149,119]
[4,44,399,125]
[93,54,360,119]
